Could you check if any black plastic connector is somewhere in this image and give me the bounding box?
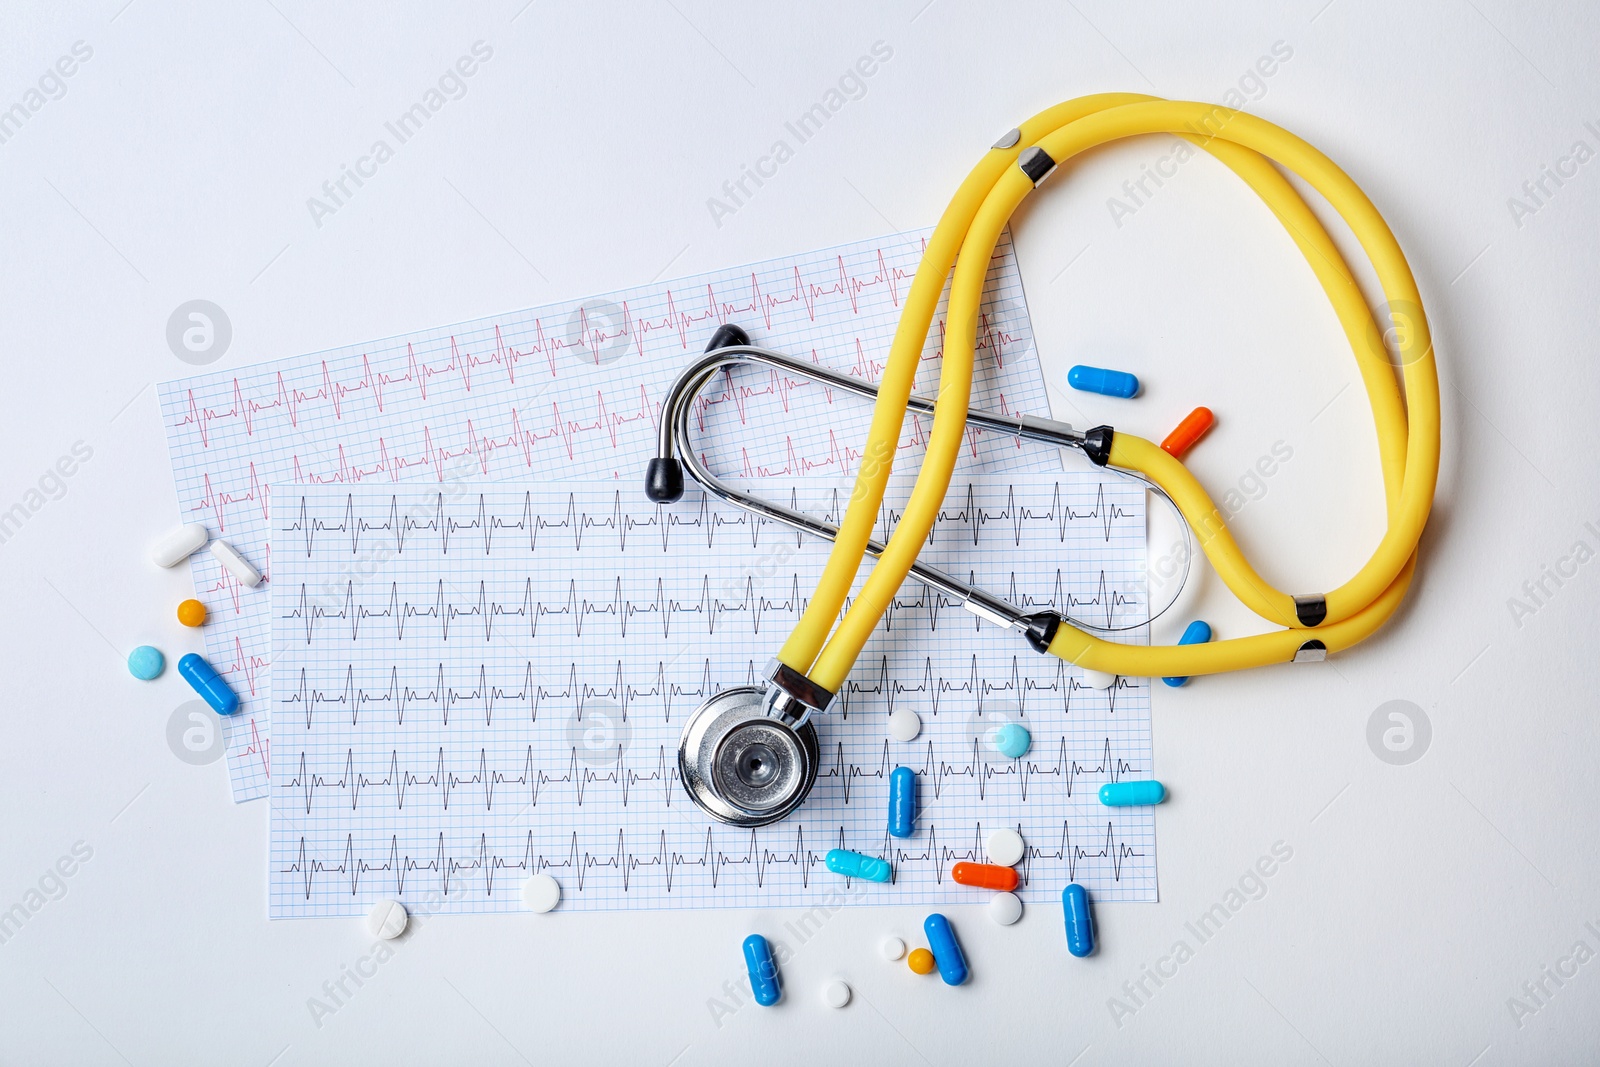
[1022,612,1063,654]
[1083,425,1114,467]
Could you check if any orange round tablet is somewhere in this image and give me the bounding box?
[177,599,207,627]
[907,948,936,975]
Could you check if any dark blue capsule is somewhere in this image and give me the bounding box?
[1063,883,1095,957]
[1068,364,1140,399]
[923,913,968,985]
[178,653,239,715]
[888,766,917,838]
[743,934,781,1006]
[1162,619,1213,687]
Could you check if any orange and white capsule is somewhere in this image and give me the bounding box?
[951,862,1019,891]
[1160,406,1215,458]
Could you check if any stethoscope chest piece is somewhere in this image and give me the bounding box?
[677,686,819,827]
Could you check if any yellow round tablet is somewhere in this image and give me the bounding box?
[907,948,936,975]
[177,599,208,627]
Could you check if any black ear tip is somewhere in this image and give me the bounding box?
[644,457,685,503]
[705,323,750,352]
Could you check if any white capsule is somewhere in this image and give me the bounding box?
[822,979,851,1008]
[365,898,408,939]
[880,936,907,961]
[1082,668,1117,690]
[989,891,1023,926]
[521,872,561,913]
[209,539,262,588]
[149,523,208,567]
[986,828,1025,867]
[888,708,921,742]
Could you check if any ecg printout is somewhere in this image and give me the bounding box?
[158,229,1054,801]
[268,476,1154,916]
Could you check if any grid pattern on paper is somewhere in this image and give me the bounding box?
[158,229,1054,801]
[268,474,1153,916]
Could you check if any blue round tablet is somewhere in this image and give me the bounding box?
[128,645,165,680]
[993,722,1031,759]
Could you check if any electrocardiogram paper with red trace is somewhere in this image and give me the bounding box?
[267,476,1156,915]
[159,229,1056,802]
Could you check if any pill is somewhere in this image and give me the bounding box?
[881,936,907,961]
[907,948,937,975]
[989,891,1023,926]
[992,722,1031,759]
[986,828,1025,867]
[1099,779,1167,806]
[127,645,165,680]
[149,523,207,567]
[888,766,917,838]
[521,872,561,913]
[1162,619,1214,687]
[743,934,782,1006]
[1063,883,1095,957]
[952,862,1020,891]
[177,653,239,714]
[1068,364,1139,399]
[825,848,892,883]
[822,979,851,1008]
[209,539,262,588]
[923,913,969,986]
[176,599,208,627]
[1081,668,1117,690]
[888,707,922,742]
[1160,406,1215,458]
[366,899,407,940]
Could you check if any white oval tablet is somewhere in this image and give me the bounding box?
[822,979,851,1008]
[986,828,1025,867]
[989,891,1023,926]
[521,872,561,913]
[888,708,921,742]
[366,898,408,939]
[1082,668,1117,690]
[150,523,208,567]
[209,539,262,588]
[880,936,906,961]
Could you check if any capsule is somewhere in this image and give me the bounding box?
[1162,619,1213,687]
[888,766,917,838]
[178,652,239,715]
[1160,406,1215,458]
[923,913,968,986]
[1098,780,1167,806]
[1068,364,1139,399]
[1062,883,1095,957]
[951,862,1019,891]
[743,934,782,1006]
[825,848,892,883]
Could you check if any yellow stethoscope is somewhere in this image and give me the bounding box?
[647,94,1439,827]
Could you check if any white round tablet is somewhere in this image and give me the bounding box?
[989,891,1023,926]
[521,872,561,913]
[1082,668,1117,690]
[888,708,922,742]
[822,979,852,1008]
[986,828,1025,867]
[881,936,907,961]
[366,898,408,940]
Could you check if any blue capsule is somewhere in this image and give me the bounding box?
[743,934,782,1006]
[1062,883,1095,957]
[1162,620,1213,687]
[1099,779,1167,806]
[888,766,917,838]
[825,848,892,883]
[923,913,969,986]
[178,653,239,715]
[1068,364,1140,399]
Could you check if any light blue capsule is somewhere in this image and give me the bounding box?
[993,722,1031,759]
[1163,619,1213,687]
[743,934,782,1006]
[923,913,969,985]
[888,766,917,838]
[1099,779,1167,806]
[178,652,239,715]
[825,848,892,883]
[1062,883,1095,957]
[127,645,165,680]
[1068,364,1140,399]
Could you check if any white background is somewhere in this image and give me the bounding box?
[1,0,1597,1063]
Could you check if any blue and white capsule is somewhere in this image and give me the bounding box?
[1162,619,1213,687]
[923,913,969,985]
[1062,883,1095,957]
[178,653,239,715]
[743,934,782,1006]
[1068,364,1140,399]
[825,848,892,883]
[1099,779,1167,806]
[888,766,917,838]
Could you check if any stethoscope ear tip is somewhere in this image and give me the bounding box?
[705,322,751,351]
[644,457,685,503]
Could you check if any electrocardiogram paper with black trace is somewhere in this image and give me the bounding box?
[267,477,1155,915]
[159,229,1055,802]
